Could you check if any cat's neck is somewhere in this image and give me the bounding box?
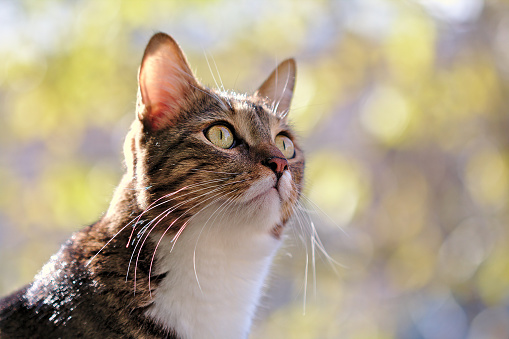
[144,203,281,339]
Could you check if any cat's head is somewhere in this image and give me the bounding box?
[120,33,304,238]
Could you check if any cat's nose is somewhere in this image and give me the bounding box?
[264,157,288,180]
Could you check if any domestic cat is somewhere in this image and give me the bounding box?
[0,32,304,338]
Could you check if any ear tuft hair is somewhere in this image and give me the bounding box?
[255,59,296,117]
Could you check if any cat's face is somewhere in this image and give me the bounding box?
[121,33,304,238]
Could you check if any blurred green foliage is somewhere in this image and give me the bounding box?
[1,0,509,338]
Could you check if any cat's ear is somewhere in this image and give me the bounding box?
[255,59,296,117]
[137,33,198,130]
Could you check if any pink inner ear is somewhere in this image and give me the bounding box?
[138,36,196,131]
[141,63,185,130]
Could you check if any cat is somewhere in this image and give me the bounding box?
[0,32,304,339]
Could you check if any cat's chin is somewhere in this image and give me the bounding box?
[233,173,296,231]
[245,187,281,215]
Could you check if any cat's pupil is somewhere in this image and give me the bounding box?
[275,134,295,159]
[206,125,234,149]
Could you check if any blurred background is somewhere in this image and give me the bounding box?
[1,0,509,338]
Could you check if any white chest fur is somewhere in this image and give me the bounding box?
[144,206,281,339]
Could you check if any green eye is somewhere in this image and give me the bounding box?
[206,125,234,149]
[275,134,295,159]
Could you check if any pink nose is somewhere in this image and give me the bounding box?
[264,157,288,179]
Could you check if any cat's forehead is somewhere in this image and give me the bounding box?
[199,90,286,142]
[227,94,285,140]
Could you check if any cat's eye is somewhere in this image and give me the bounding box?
[275,134,295,159]
[205,125,235,149]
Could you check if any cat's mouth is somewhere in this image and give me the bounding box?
[246,171,295,203]
[240,175,278,202]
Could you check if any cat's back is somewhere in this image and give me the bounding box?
[0,286,33,337]
[0,286,67,338]
[1,291,177,339]
[0,224,179,339]
[1,292,112,339]
[0,243,94,338]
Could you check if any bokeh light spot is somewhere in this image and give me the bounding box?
[306,152,369,226]
[360,85,410,145]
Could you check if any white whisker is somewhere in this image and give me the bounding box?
[190,191,241,292]
[204,51,221,91]
[299,194,349,237]
[188,83,228,112]
[303,240,309,315]
[210,53,225,92]
[130,178,246,293]
[144,180,248,294]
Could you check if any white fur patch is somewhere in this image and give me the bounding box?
[145,174,289,339]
